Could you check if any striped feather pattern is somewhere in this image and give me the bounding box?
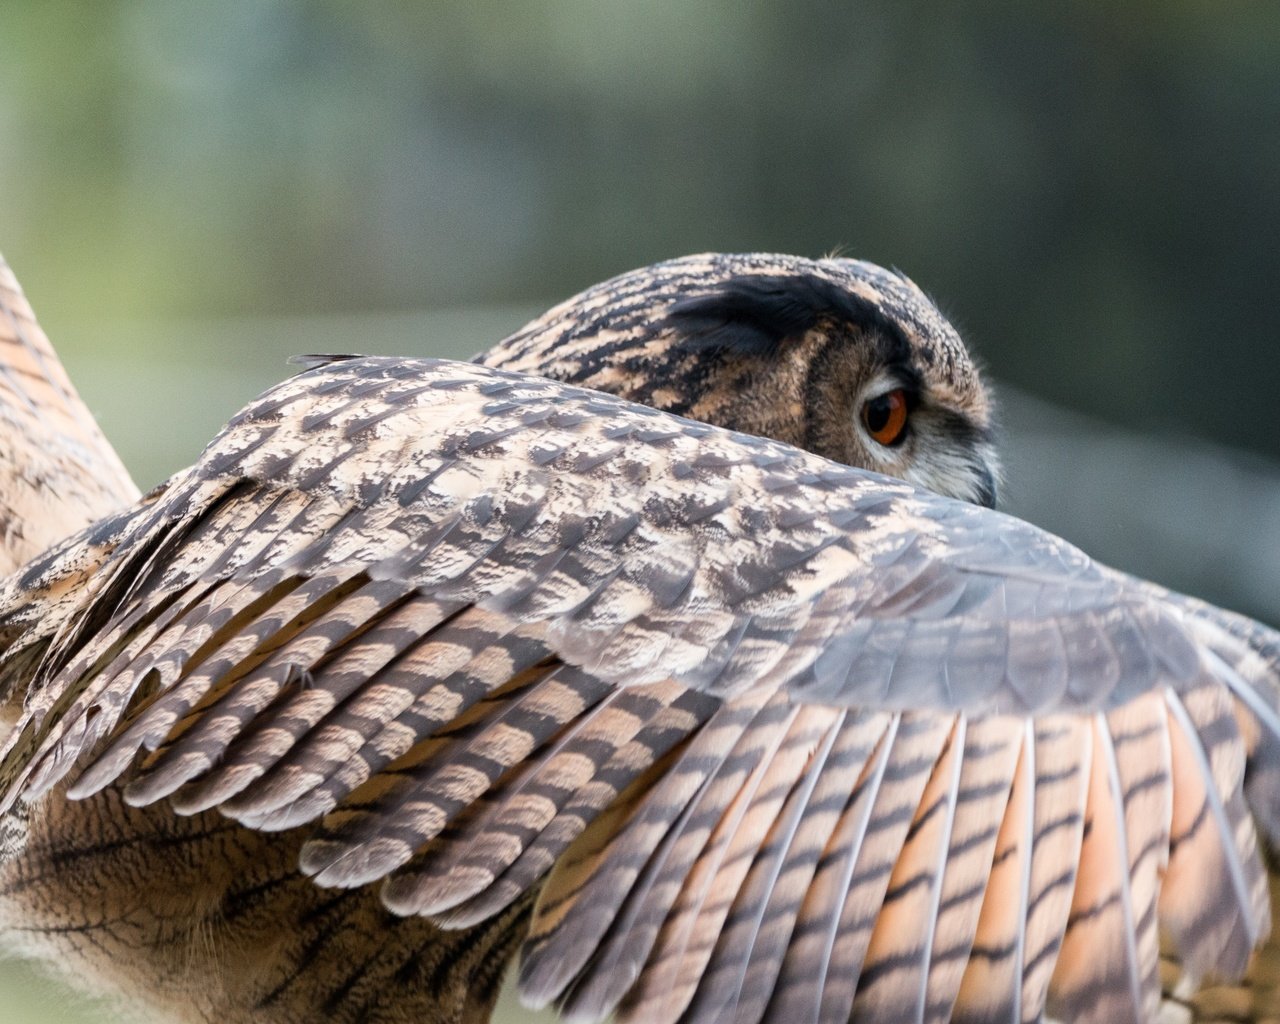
[0,353,1277,1024]
[922,716,1025,1022]
[620,703,824,1022]
[679,709,846,1024]
[951,720,1039,1023]
[377,678,693,920]
[1050,698,1171,1023]
[753,710,899,1021]
[231,610,547,829]
[848,711,966,1022]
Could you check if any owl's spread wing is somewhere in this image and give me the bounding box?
[0,356,1277,1024]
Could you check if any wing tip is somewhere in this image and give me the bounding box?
[299,835,416,889]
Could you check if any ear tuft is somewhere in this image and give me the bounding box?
[665,273,894,357]
[665,275,827,356]
[289,353,365,372]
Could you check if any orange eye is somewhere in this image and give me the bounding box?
[861,388,909,446]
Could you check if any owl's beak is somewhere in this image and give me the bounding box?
[975,464,998,509]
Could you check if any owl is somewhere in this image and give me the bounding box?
[0,251,1275,1024]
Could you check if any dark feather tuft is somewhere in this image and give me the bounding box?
[665,273,908,357]
[289,353,365,371]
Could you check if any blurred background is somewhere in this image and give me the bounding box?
[2,2,1280,1020]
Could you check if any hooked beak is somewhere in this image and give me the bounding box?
[974,463,998,509]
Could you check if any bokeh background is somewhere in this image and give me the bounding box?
[3,3,1280,1021]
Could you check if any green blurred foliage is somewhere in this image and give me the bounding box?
[3,1,1279,453]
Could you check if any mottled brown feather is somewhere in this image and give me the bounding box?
[0,254,1279,1024]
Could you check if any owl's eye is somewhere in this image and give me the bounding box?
[861,389,909,447]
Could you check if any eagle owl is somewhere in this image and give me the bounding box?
[0,252,1275,1024]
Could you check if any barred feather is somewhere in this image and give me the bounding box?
[0,323,1275,1024]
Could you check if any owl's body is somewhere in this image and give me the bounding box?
[0,253,1276,1024]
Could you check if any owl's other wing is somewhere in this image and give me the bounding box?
[0,356,1276,1024]
[0,255,138,564]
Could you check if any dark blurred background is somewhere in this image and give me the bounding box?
[2,3,1279,1020]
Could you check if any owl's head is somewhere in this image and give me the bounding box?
[483,252,1000,508]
